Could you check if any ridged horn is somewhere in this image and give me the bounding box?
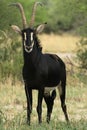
[29,2,43,27]
[9,3,27,28]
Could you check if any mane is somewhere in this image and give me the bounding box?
[34,35,42,52]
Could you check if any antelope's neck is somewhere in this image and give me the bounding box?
[23,43,42,68]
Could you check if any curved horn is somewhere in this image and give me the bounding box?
[29,2,43,27]
[9,3,27,28]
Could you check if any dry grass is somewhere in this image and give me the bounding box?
[0,75,87,123]
[0,34,85,122]
[39,33,80,53]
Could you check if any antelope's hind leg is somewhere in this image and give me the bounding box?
[44,90,56,123]
[58,82,69,122]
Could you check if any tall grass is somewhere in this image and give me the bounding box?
[0,71,87,130]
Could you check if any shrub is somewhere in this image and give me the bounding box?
[77,38,87,70]
[0,31,23,82]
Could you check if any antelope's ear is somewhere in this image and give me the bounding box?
[36,23,47,34]
[11,25,22,35]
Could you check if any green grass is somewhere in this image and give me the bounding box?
[0,72,87,130]
[0,118,87,130]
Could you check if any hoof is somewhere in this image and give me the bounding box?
[27,120,30,125]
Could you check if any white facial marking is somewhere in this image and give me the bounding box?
[23,32,34,53]
[24,32,27,41]
[31,32,33,41]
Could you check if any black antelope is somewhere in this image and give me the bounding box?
[10,2,69,125]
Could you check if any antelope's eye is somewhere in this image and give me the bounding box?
[31,32,33,41]
[24,32,27,40]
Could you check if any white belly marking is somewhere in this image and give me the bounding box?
[44,87,56,96]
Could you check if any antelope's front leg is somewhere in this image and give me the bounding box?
[25,85,32,125]
[37,89,44,124]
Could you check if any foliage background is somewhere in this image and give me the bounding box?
[0,0,87,81]
[0,0,87,35]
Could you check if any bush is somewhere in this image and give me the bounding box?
[77,38,87,70]
[0,31,23,82]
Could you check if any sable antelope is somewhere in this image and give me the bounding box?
[9,2,69,125]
